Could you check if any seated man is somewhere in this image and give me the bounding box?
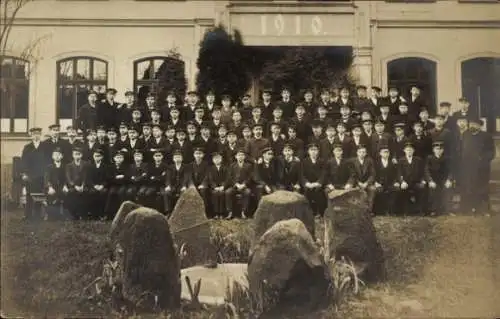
[424,141,453,216]
[145,148,168,212]
[87,148,109,220]
[163,149,191,215]
[254,147,281,203]
[126,149,149,204]
[324,143,353,194]
[225,149,253,219]
[300,143,327,216]
[65,146,90,220]
[373,144,400,215]
[44,147,67,220]
[105,151,128,219]
[279,143,301,192]
[190,147,210,210]
[207,151,229,219]
[397,142,426,215]
[349,144,375,194]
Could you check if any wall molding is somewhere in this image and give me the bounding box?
[9,18,215,28]
[373,19,500,29]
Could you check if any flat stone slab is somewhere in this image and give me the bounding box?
[180,263,248,305]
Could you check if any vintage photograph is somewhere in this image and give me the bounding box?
[1,0,499,317]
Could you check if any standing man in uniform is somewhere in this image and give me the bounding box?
[98,88,119,129]
[21,127,46,221]
[77,90,99,133]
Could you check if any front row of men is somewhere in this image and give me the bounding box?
[36,133,454,221]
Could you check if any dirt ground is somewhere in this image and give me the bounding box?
[1,199,499,318]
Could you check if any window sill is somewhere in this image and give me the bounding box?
[0,133,31,141]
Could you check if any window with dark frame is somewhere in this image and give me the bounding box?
[0,56,30,134]
[56,57,108,130]
[134,56,169,105]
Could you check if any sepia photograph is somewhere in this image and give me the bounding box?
[1,0,499,318]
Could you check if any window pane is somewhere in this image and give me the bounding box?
[153,59,164,76]
[76,59,90,80]
[59,60,74,81]
[0,81,12,118]
[15,59,29,79]
[1,58,13,78]
[77,84,90,116]
[13,81,29,118]
[93,60,107,80]
[0,119,10,133]
[59,84,75,119]
[13,118,27,133]
[136,60,152,80]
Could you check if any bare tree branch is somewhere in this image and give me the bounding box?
[0,0,34,56]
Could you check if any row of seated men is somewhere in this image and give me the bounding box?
[25,131,456,221]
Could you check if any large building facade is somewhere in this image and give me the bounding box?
[1,0,500,164]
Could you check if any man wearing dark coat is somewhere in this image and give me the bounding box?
[97,88,119,129]
[279,144,302,192]
[373,144,400,215]
[44,147,67,219]
[21,127,47,220]
[225,149,254,219]
[300,143,327,216]
[65,147,90,219]
[144,149,168,212]
[207,151,230,218]
[397,142,426,215]
[87,148,109,219]
[190,147,210,210]
[277,87,295,120]
[324,143,353,192]
[424,141,453,215]
[459,117,495,213]
[254,147,282,203]
[77,90,99,133]
[163,149,192,215]
[105,151,128,219]
[42,124,70,165]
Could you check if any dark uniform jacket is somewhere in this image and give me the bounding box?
[398,156,425,185]
[349,157,376,185]
[258,102,275,120]
[279,156,301,188]
[173,140,194,164]
[408,134,432,159]
[21,141,46,180]
[108,163,129,186]
[226,161,254,188]
[148,162,168,186]
[166,163,192,190]
[277,99,295,120]
[334,135,353,158]
[44,162,66,191]
[223,142,243,164]
[428,127,453,157]
[319,137,338,160]
[347,135,369,159]
[374,158,399,188]
[407,95,426,119]
[325,157,352,187]
[77,103,98,132]
[65,160,89,189]
[424,155,452,184]
[371,132,391,158]
[254,159,281,188]
[128,162,149,185]
[82,141,103,162]
[290,117,311,142]
[300,157,326,186]
[190,160,209,186]
[117,103,136,124]
[207,165,229,189]
[246,137,270,162]
[160,103,179,122]
[390,136,409,161]
[269,135,286,156]
[287,137,305,159]
[87,161,109,187]
[97,100,119,129]
[266,119,289,137]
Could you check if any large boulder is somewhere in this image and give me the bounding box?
[109,201,142,242]
[168,186,217,268]
[252,191,315,245]
[324,188,385,282]
[248,219,330,315]
[117,207,181,310]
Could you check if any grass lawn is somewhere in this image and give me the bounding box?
[1,209,500,318]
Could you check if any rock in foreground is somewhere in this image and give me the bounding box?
[109,201,141,241]
[169,187,217,268]
[324,188,385,282]
[248,219,330,315]
[253,190,315,245]
[118,207,181,310]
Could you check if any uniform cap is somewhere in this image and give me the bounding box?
[49,124,61,130]
[252,123,264,129]
[469,116,483,125]
[432,141,445,148]
[283,143,295,151]
[227,129,237,136]
[351,122,362,130]
[307,143,319,150]
[88,90,98,96]
[173,149,183,156]
[176,127,186,134]
[193,147,205,153]
[378,144,390,151]
[151,148,165,155]
[403,141,414,149]
[119,121,128,128]
[387,86,398,92]
[52,147,63,154]
[96,125,106,131]
[94,148,104,155]
[29,127,42,133]
[106,88,117,94]
[261,146,273,155]
[127,125,138,132]
[236,148,246,155]
[394,122,406,129]
[371,86,382,92]
[458,97,469,103]
[212,151,222,157]
[440,101,452,107]
[356,85,367,90]
[221,94,231,100]
[107,127,117,133]
[311,119,323,127]
[124,90,135,97]
[356,143,367,150]
[72,146,83,153]
[333,143,343,150]
[262,88,272,94]
[187,90,198,96]
[133,149,144,155]
[142,122,152,128]
[206,90,215,96]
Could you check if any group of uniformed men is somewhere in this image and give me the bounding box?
[20,84,495,221]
